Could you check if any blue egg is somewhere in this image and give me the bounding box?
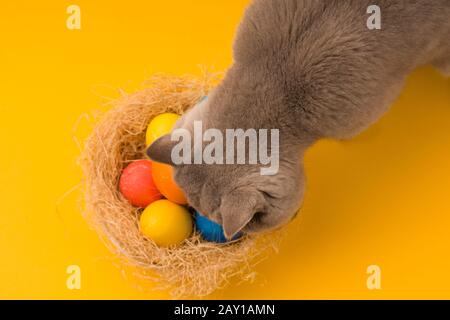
[194,212,242,243]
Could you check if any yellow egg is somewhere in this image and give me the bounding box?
[146,113,180,146]
[139,199,192,247]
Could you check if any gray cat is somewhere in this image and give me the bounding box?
[147,0,450,239]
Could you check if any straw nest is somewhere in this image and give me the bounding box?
[79,73,282,298]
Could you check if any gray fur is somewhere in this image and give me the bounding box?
[148,0,450,238]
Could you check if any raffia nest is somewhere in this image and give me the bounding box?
[79,73,282,298]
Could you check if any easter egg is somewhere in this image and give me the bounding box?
[146,113,180,146]
[195,212,242,243]
[152,161,187,205]
[140,199,193,247]
[119,160,163,207]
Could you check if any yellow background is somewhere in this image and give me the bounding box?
[0,0,449,299]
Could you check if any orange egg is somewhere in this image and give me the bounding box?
[151,162,187,205]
